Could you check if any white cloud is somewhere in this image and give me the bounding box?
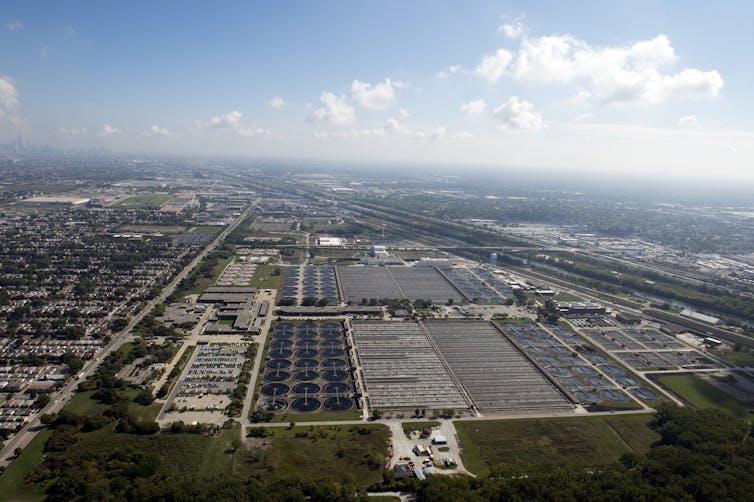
[496,28,722,105]
[315,116,454,143]
[314,128,387,140]
[4,21,23,31]
[40,46,50,58]
[198,110,243,129]
[493,96,543,131]
[237,126,271,138]
[150,125,169,136]
[474,49,513,83]
[436,64,463,78]
[678,115,699,128]
[310,92,355,126]
[351,79,395,110]
[385,118,446,141]
[398,108,411,118]
[267,96,286,109]
[573,113,594,122]
[99,124,121,136]
[451,131,474,140]
[459,99,487,117]
[196,110,270,138]
[0,76,19,124]
[499,16,526,39]
[57,127,87,136]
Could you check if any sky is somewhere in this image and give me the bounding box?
[1,1,753,180]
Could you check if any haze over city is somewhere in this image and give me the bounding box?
[2,1,753,180]
[1,3,753,502]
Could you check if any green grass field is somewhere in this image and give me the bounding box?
[269,411,363,423]
[116,225,187,234]
[454,414,657,477]
[190,225,223,234]
[187,255,234,295]
[0,429,52,502]
[711,349,754,367]
[112,194,172,209]
[249,264,284,290]
[0,425,253,502]
[656,374,751,418]
[64,390,108,417]
[244,424,389,487]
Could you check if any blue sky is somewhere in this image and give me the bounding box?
[1,1,752,179]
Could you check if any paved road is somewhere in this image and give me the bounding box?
[240,290,276,431]
[0,206,251,468]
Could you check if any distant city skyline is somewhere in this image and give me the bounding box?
[1,1,753,180]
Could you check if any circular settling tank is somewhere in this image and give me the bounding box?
[574,390,602,404]
[547,366,572,377]
[290,397,321,412]
[266,359,292,370]
[263,370,290,382]
[322,358,347,368]
[261,383,290,396]
[601,389,629,402]
[323,397,353,411]
[292,383,320,395]
[270,339,293,349]
[295,348,318,359]
[296,340,318,349]
[321,348,345,358]
[632,388,660,401]
[293,370,319,381]
[268,349,292,359]
[323,382,351,394]
[294,358,319,369]
[322,369,348,381]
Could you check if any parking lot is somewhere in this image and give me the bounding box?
[178,343,247,395]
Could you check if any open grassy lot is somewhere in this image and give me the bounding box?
[244,424,389,487]
[249,264,284,290]
[190,225,224,234]
[269,411,363,423]
[188,255,234,295]
[656,374,751,418]
[116,225,187,234]
[51,424,243,476]
[0,429,52,502]
[711,349,754,367]
[454,413,657,477]
[64,390,108,417]
[62,387,161,422]
[112,194,172,209]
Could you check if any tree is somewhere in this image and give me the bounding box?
[134,389,155,406]
[13,447,22,458]
[61,352,84,373]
